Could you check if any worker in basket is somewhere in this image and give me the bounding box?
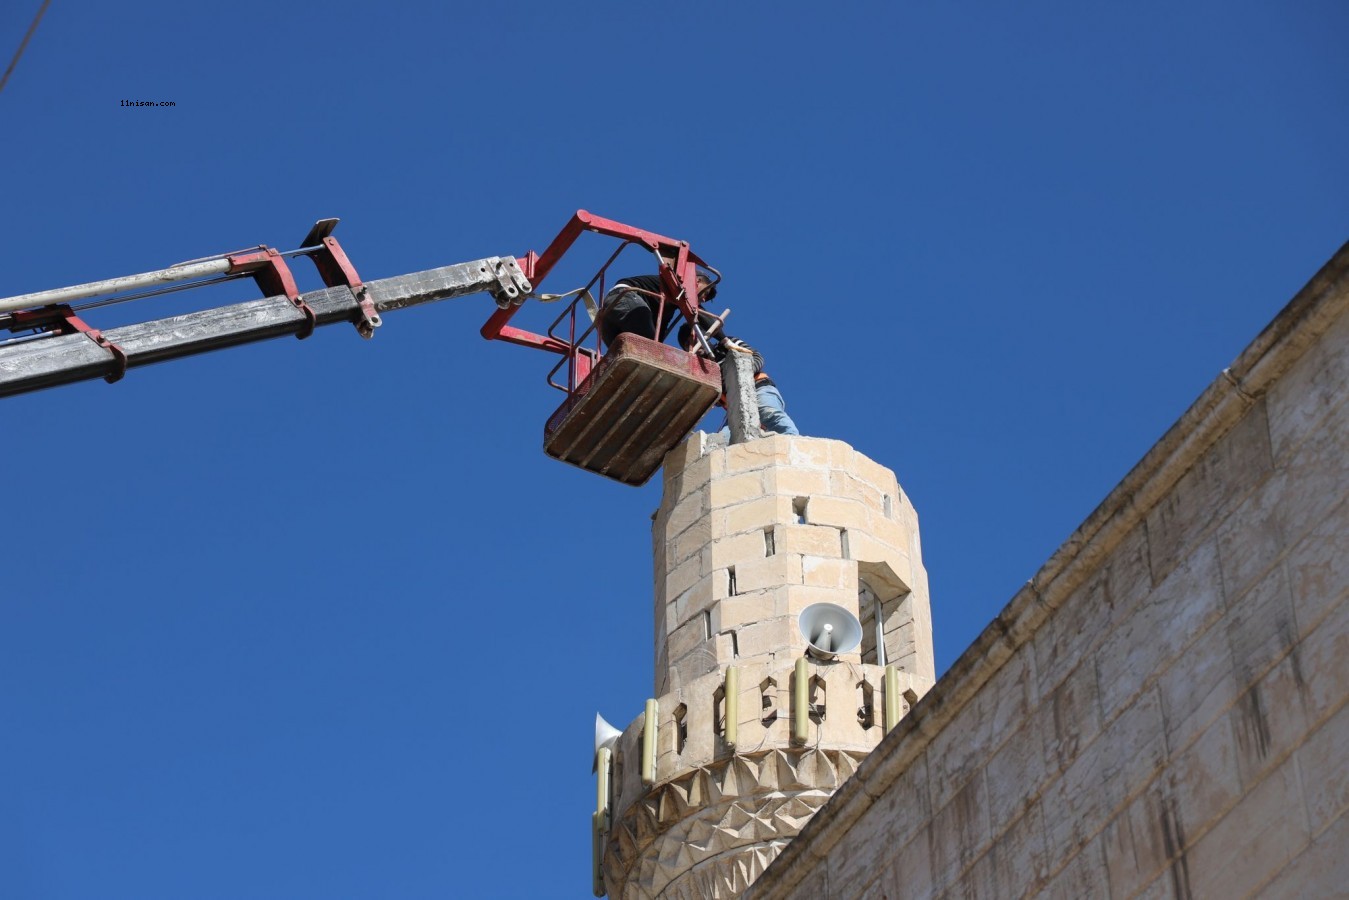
[677,320,800,438]
[598,271,718,349]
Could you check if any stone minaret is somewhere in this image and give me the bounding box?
[594,433,935,899]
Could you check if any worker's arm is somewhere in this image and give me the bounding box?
[719,334,765,377]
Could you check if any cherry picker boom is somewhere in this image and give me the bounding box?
[0,211,725,485]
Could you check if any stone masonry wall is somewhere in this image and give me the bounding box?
[748,244,1349,899]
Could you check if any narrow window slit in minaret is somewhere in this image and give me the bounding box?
[727,566,737,596]
[764,527,776,556]
[674,704,688,754]
[793,497,809,524]
[760,678,778,725]
[730,630,739,658]
[808,676,826,723]
[857,680,876,729]
[883,494,893,519]
[840,528,850,559]
[702,609,712,640]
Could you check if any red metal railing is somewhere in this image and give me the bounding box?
[481,210,716,398]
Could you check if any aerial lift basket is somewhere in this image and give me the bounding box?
[482,211,723,486]
[543,333,720,486]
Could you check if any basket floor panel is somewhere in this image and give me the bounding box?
[544,335,720,486]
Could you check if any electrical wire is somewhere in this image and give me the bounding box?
[0,0,51,96]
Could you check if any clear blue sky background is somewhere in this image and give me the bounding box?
[2,2,1346,897]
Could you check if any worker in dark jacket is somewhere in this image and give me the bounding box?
[677,322,800,437]
[599,272,717,348]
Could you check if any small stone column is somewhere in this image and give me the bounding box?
[600,434,934,899]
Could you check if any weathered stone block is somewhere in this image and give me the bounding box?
[674,578,720,629]
[984,715,1051,836]
[1284,495,1349,638]
[715,590,782,633]
[713,630,737,664]
[776,862,829,900]
[867,514,913,556]
[960,799,1052,899]
[708,529,768,572]
[1042,687,1167,867]
[802,495,871,532]
[1215,473,1288,605]
[669,648,716,691]
[718,494,795,538]
[1165,712,1242,839]
[710,469,769,508]
[767,465,833,500]
[669,514,712,568]
[1290,579,1349,724]
[660,490,707,544]
[1095,539,1225,721]
[662,433,706,481]
[782,584,861,618]
[736,617,796,661]
[851,452,901,500]
[1144,401,1273,583]
[667,575,712,630]
[1258,812,1349,899]
[926,648,1037,814]
[927,773,992,894]
[664,552,707,602]
[667,615,708,664]
[1154,612,1239,752]
[801,556,857,591]
[1296,698,1349,837]
[785,437,837,470]
[1230,651,1312,789]
[723,434,793,474]
[1185,755,1310,898]
[1101,788,1175,900]
[1270,396,1349,550]
[1224,561,1296,686]
[676,452,714,502]
[1030,570,1111,699]
[734,553,803,594]
[1265,308,1349,463]
[828,470,887,514]
[1041,834,1108,900]
[873,828,934,900]
[774,523,843,558]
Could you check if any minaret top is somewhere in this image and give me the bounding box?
[652,432,934,696]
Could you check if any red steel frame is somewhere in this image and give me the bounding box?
[479,211,714,386]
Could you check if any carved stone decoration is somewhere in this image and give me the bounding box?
[603,748,868,899]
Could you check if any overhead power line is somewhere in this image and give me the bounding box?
[0,0,52,96]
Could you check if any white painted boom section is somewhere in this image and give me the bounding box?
[0,259,232,313]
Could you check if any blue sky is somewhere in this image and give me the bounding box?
[2,2,1346,897]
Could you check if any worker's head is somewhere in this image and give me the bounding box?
[697,272,717,302]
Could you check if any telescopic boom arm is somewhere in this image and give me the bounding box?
[0,222,530,398]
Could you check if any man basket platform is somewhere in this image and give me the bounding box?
[543,333,720,486]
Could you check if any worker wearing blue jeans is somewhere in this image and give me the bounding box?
[749,382,800,436]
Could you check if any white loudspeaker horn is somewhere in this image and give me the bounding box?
[593,713,623,771]
[797,603,863,660]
